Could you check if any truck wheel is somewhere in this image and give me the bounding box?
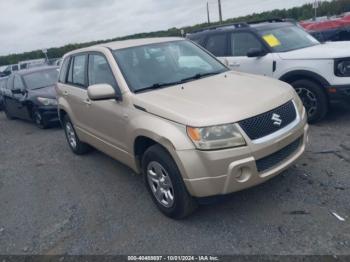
[142,144,197,219]
[292,79,328,123]
[63,115,91,155]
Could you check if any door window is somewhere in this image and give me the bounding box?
[67,55,86,87]
[205,34,227,57]
[230,32,264,56]
[88,54,116,88]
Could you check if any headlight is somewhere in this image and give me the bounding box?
[335,59,350,77]
[37,97,57,106]
[187,124,246,150]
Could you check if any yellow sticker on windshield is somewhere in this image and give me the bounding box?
[263,34,281,47]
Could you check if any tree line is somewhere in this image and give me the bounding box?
[1,0,350,66]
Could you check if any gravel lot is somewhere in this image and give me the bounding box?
[0,103,349,255]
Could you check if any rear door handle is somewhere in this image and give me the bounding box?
[83,99,91,105]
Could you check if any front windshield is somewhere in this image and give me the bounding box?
[258,25,320,52]
[113,40,227,92]
[23,69,58,90]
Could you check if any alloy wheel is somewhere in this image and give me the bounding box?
[147,161,175,208]
[33,111,42,125]
[65,122,77,149]
[295,87,318,119]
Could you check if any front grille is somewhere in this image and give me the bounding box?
[239,101,297,140]
[256,137,302,173]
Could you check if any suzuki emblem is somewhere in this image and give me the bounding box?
[271,113,282,126]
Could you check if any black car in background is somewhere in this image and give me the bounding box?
[2,67,59,128]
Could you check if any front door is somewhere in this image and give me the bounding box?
[84,53,128,153]
[225,32,275,77]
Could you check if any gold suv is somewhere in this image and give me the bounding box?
[57,37,308,218]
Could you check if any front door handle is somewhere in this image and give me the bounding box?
[229,62,240,67]
[83,99,91,105]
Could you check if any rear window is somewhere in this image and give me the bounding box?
[205,34,227,57]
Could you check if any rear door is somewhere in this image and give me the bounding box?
[226,31,275,77]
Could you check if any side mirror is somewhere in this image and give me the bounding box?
[87,84,117,101]
[247,48,267,58]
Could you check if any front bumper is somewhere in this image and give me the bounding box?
[37,106,59,124]
[175,110,308,198]
[328,85,350,102]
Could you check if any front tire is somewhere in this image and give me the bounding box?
[63,115,91,155]
[291,79,328,123]
[142,145,197,219]
[32,109,48,129]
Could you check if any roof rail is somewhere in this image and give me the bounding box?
[188,22,249,34]
[248,18,297,25]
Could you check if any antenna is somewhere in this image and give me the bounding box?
[218,0,223,23]
[207,2,211,24]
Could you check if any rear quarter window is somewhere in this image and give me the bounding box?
[58,57,71,83]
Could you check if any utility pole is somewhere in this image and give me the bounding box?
[313,0,319,21]
[218,0,223,23]
[207,2,210,24]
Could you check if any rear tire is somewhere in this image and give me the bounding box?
[142,144,197,219]
[63,115,91,155]
[291,79,328,123]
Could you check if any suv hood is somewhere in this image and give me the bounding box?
[132,71,295,127]
[278,41,350,60]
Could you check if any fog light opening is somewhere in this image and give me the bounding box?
[235,167,251,183]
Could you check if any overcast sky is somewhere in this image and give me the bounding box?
[0,0,315,56]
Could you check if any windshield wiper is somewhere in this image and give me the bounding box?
[134,82,180,93]
[134,71,225,93]
[179,71,224,83]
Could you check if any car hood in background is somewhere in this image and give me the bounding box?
[28,85,57,100]
[132,71,295,127]
[278,41,350,60]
